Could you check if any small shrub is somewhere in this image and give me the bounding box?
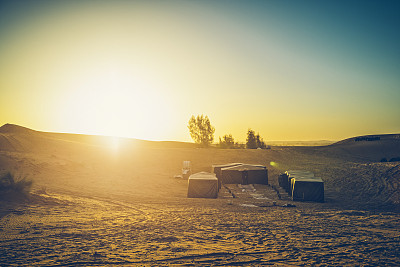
[389,157,400,162]
[380,158,387,162]
[0,172,33,201]
[36,186,47,195]
[218,134,237,149]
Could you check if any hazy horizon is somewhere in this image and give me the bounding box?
[1,0,399,142]
[4,122,400,146]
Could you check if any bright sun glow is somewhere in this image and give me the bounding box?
[107,136,121,152]
[58,63,175,140]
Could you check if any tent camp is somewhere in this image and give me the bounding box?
[285,170,315,195]
[187,172,218,198]
[211,163,243,189]
[291,177,324,202]
[220,164,268,185]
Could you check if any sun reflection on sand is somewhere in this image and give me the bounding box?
[106,136,121,152]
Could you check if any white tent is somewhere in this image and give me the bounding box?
[187,172,218,198]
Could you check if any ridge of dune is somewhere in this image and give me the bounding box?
[0,124,195,151]
[332,133,400,145]
[0,123,39,135]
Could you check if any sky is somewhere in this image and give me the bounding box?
[0,0,399,142]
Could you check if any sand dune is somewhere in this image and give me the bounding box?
[0,124,399,266]
[0,124,399,209]
[322,133,400,162]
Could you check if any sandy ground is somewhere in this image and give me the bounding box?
[0,129,400,266]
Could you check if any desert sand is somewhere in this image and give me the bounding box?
[0,124,399,266]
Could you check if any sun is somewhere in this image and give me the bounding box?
[57,65,174,140]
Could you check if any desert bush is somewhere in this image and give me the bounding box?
[380,158,388,162]
[218,134,236,149]
[0,172,33,201]
[389,157,400,162]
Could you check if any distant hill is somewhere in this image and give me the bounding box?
[1,124,399,160]
[0,123,39,135]
[322,134,400,162]
[333,134,400,145]
[267,140,335,146]
[0,123,196,153]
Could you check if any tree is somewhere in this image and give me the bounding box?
[247,129,267,149]
[255,133,267,149]
[246,129,257,149]
[219,134,235,149]
[188,115,215,147]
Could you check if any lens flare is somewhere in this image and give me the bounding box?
[270,161,278,167]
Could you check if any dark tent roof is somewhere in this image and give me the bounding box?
[212,163,243,177]
[285,170,314,177]
[221,164,268,185]
[222,164,266,171]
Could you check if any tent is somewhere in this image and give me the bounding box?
[291,177,324,202]
[211,163,243,189]
[187,172,218,198]
[285,170,315,195]
[220,164,268,185]
[278,173,289,190]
